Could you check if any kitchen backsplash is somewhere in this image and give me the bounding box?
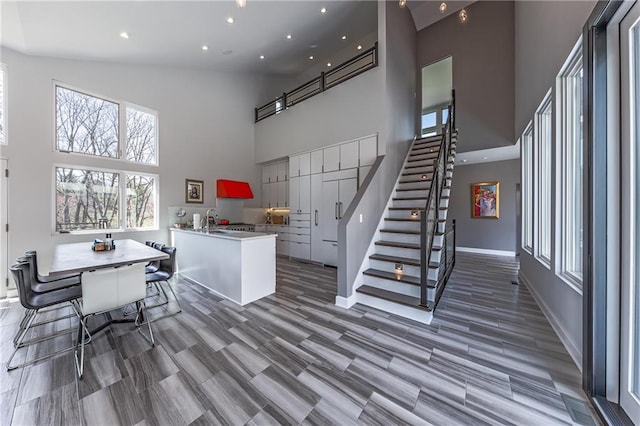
[168,206,269,226]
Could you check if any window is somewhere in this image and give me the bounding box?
[55,166,157,232]
[421,104,450,137]
[0,64,6,145]
[522,123,533,253]
[557,40,584,286]
[54,82,159,234]
[55,84,158,165]
[535,90,553,266]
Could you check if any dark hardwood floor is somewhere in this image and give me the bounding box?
[0,252,598,425]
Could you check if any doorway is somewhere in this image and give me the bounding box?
[0,158,7,298]
[421,56,453,137]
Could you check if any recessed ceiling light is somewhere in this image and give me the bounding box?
[482,156,488,160]
[286,34,292,39]
[462,159,467,163]
[321,7,327,13]
[341,35,347,40]
[120,32,129,39]
[357,45,362,50]
[226,17,234,24]
[309,56,314,60]
[201,45,209,51]
[259,55,265,59]
[327,62,331,67]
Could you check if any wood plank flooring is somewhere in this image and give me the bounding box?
[0,252,599,425]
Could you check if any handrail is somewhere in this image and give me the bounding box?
[255,43,378,123]
[419,89,455,307]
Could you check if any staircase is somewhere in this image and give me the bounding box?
[355,108,457,324]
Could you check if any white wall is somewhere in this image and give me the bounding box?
[514,0,597,368]
[0,47,262,272]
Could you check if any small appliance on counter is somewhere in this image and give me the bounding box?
[265,211,272,224]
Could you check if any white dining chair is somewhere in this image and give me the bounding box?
[73,263,154,379]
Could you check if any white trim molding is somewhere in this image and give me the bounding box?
[335,294,357,309]
[456,246,516,257]
[519,271,582,371]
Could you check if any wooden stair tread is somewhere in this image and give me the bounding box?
[402,171,434,177]
[389,207,425,211]
[375,240,420,250]
[363,268,421,286]
[356,286,434,309]
[396,188,430,192]
[369,253,421,266]
[393,196,427,201]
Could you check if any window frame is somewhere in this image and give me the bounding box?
[521,122,534,254]
[0,63,7,145]
[421,102,449,137]
[556,38,584,291]
[52,163,159,235]
[53,81,159,166]
[534,89,553,268]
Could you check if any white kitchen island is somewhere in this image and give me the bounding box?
[170,228,276,306]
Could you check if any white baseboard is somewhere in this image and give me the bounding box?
[456,246,516,257]
[519,271,582,371]
[335,294,357,309]
[356,293,433,325]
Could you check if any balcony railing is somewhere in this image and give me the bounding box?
[255,43,378,123]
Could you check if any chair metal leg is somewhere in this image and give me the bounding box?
[74,316,88,379]
[6,311,38,370]
[135,301,155,347]
[14,303,84,349]
[164,280,182,313]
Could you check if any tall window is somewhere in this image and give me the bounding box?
[557,41,584,287]
[55,84,158,165]
[54,82,158,233]
[522,123,534,253]
[421,104,450,137]
[0,64,6,145]
[535,91,553,266]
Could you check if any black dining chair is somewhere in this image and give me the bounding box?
[144,242,165,274]
[7,262,84,371]
[145,246,181,314]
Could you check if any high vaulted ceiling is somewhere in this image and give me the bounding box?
[407,0,476,31]
[0,1,377,76]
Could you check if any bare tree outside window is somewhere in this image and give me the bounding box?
[55,167,119,232]
[126,174,155,228]
[56,86,119,158]
[126,107,157,164]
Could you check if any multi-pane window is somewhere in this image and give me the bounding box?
[522,123,534,253]
[55,84,158,165]
[535,91,553,266]
[54,83,158,233]
[557,42,584,286]
[421,105,450,137]
[0,64,6,145]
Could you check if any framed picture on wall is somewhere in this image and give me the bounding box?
[185,179,204,204]
[471,181,499,219]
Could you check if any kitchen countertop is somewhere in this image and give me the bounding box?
[170,227,277,240]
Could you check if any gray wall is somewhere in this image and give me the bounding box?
[515,0,596,136]
[449,159,519,252]
[0,47,262,271]
[340,0,417,298]
[514,0,597,367]
[417,1,515,153]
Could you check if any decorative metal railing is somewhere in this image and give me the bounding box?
[255,43,378,122]
[419,90,456,308]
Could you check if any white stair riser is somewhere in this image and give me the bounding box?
[362,276,421,298]
[433,234,444,247]
[439,210,447,220]
[388,210,423,220]
[441,188,450,197]
[397,182,432,191]
[376,245,421,260]
[428,267,439,281]
[369,259,422,277]
[383,221,421,232]
[440,199,449,209]
[379,232,421,245]
[430,250,442,264]
[403,165,435,175]
[437,222,446,233]
[395,189,430,198]
[405,159,437,169]
[392,199,428,208]
[356,293,433,325]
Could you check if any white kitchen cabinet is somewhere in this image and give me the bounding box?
[276,162,288,182]
[275,181,288,208]
[289,153,311,177]
[310,174,323,262]
[322,240,339,267]
[323,146,340,173]
[262,183,271,208]
[310,150,323,174]
[289,175,310,213]
[262,164,274,183]
[359,136,377,167]
[340,141,359,170]
[321,177,357,242]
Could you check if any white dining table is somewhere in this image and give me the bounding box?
[49,239,168,274]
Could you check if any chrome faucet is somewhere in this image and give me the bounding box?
[205,208,217,232]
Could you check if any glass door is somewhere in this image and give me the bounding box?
[620,1,640,421]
